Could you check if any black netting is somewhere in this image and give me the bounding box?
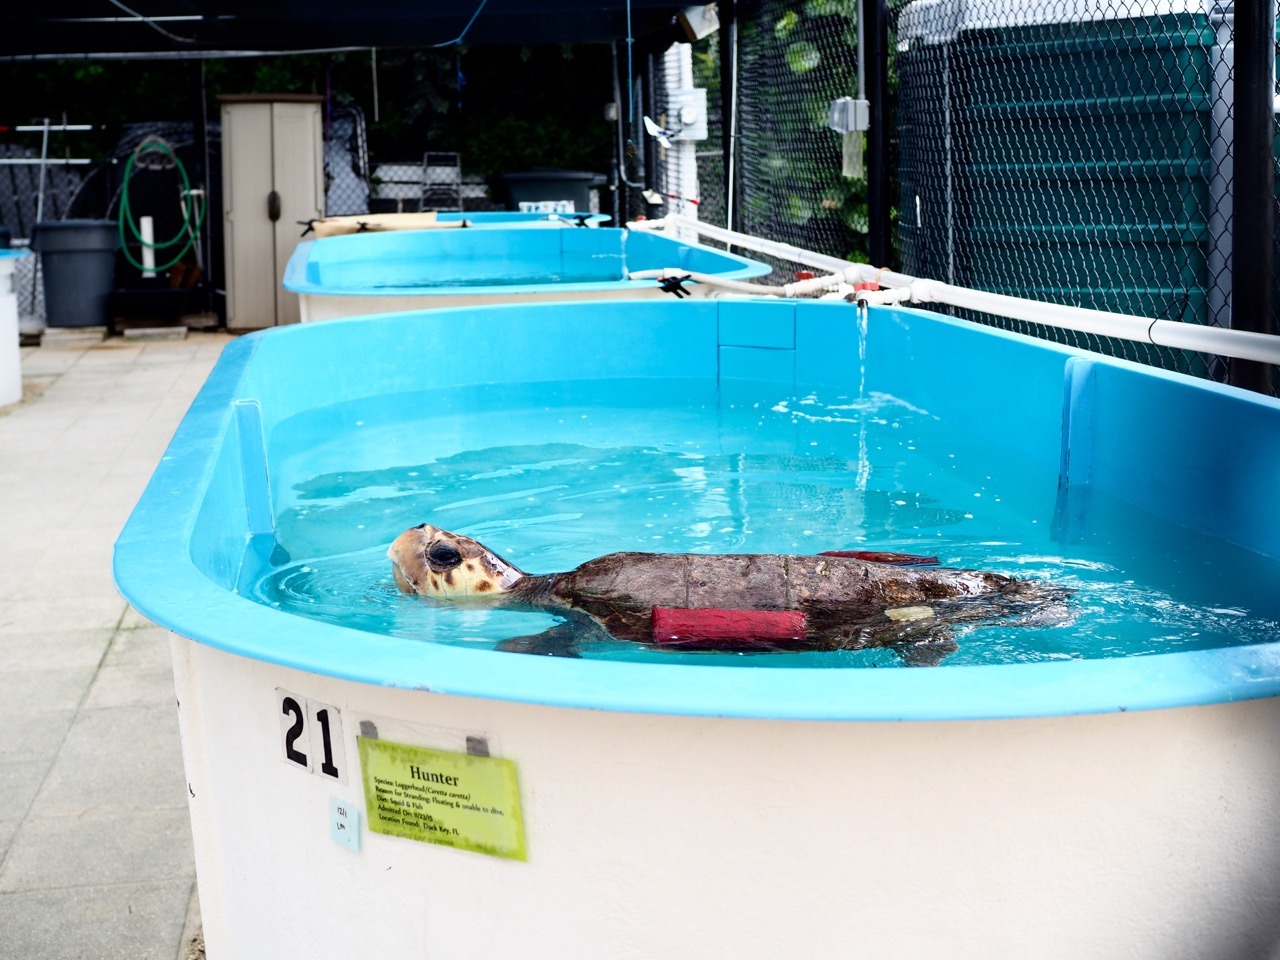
[325,104,372,216]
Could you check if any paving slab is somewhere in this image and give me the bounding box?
[0,762,48,816]
[0,665,100,713]
[0,820,17,858]
[0,332,233,960]
[29,703,187,819]
[0,710,76,766]
[0,597,127,635]
[0,808,194,891]
[0,629,112,672]
[102,625,173,669]
[84,660,178,710]
[0,880,193,960]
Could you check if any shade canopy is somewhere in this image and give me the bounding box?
[4,0,691,58]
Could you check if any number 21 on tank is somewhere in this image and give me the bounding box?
[276,688,347,784]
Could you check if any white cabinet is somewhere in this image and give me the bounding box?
[220,95,324,329]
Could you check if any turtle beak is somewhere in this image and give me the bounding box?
[390,560,417,594]
[387,536,423,594]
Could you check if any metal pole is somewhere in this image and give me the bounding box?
[1229,0,1275,392]
[864,0,891,267]
[610,41,623,226]
[34,118,50,224]
[643,52,658,193]
[719,0,738,232]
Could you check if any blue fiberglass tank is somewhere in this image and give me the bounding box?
[282,225,772,321]
[114,299,1280,960]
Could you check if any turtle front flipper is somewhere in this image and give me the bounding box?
[494,615,613,659]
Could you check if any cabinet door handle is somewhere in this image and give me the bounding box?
[267,190,281,222]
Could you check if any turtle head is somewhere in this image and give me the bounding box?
[387,524,526,600]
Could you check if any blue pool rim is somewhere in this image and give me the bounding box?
[281,226,771,298]
[113,303,1280,722]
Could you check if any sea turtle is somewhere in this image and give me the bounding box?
[387,523,1069,664]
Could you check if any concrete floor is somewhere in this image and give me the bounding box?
[0,332,233,960]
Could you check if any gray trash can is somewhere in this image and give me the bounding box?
[499,170,606,213]
[31,220,118,328]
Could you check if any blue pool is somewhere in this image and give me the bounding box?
[282,226,772,321]
[114,298,1280,720]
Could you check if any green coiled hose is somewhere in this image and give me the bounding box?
[117,137,207,274]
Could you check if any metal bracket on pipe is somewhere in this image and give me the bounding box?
[853,285,916,307]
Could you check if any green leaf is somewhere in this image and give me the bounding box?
[787,195,815,224]
[786,41,822,74]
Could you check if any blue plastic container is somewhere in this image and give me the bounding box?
[283,226,771,321]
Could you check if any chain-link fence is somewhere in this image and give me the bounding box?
[735,0,866,263]
[894,2,1230,372]
[642,1,867,272]
[325,104,372,216]
[3,111,380,330]
[1,121,222,331]
[1,132,95,327]
[640,0,1277,396]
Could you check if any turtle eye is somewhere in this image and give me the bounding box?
[427,542,463,569]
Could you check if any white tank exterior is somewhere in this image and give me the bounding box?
[171,632,1280,960]
[0,252,26,407]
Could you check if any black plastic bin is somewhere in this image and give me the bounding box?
[499,170,606,213]
[31,220,119,328]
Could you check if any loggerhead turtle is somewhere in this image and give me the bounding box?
[387,524,1068,664]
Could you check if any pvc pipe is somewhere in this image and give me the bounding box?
[853,286,915,306]
[141,215,156,277]
[634,217,1280,367]
[628,268,789,296]
[633,216,861,275]
[0,158,92,166]
[628,267,857,298]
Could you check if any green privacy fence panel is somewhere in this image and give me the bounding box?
[897,6,1225,328]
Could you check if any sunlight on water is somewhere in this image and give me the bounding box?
[246,378,1280,668]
